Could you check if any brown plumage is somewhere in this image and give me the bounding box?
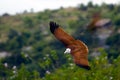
[49,21,90,70]
[87,13,112,31]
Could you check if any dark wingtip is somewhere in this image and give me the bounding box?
[76,64,91,70]
[49,21,59,33]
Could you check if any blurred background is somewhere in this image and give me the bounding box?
[0,0,120,80]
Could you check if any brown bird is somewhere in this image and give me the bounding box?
[49,21,90,70]
[87,13,112,31]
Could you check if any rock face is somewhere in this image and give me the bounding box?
[95,27,113,47]
[0,52,11,58]
[90,20,113,57]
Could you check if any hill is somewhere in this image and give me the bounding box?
[0,2,120,79]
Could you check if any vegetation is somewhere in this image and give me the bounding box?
[0,2,120,80]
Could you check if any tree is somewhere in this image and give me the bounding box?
[106,33,120,58]
[114,15,120,26]
[23,17,34,27]
[77,4,87,11]
[2,13,10,17]
[87,1,94,8]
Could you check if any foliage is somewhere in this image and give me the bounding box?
[106,33,120,59]
[23,16,34,28]
[0,1,120,80]
[0,51,120,80]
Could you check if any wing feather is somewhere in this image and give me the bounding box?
[68,40,90,70]
[50,21,75,46]
[49,21,90,70]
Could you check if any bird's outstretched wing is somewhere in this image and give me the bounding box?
[87,13,112,31]
[49,21,90,70]
[95,19,112,27]
[50,21,75,46]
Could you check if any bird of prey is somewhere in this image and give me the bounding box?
[49,21,90,70]
[87,13,112,31]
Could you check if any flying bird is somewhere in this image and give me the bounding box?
[87,13,112,31]
[49,21,90,70]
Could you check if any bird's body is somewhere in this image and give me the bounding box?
[49,21,90,70]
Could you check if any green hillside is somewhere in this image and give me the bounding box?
[0,2,120,80]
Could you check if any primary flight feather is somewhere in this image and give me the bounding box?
[49,21,90,70]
